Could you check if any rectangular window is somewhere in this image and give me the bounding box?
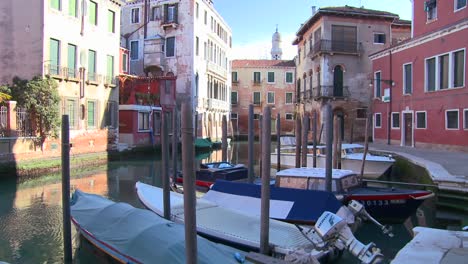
[253,92,261,105]
[204,10,207,25]
[165,37,175,57]
[454,50,465,87]
[131,8,140,24]
[285,92,293,104]
[253,72,261,83]
[375,113,382,128]
[426,0,437,20]
[331,25,357,52]
[232,71,238,82]
[89,1,98,25]
[195,2,199,18]
[392,113,400,129]
[426,57,436,91]
[439,54,449,89]
[66,99,77,129]
[138,112,150,131]
[373,33,386,44]
[253,114,260,120]
[130,40,138,60]
[446,109,459,130]
[108,10,115,33]
[231,91,238,105]
[403,63,412,94]
[105,101,118,128]
[67,44,77,78]
[267,92,275,104]
[122,53,128,72]
[153,112,161,135]
[286,72,293,83]
[151,6,161,21]
[374,71,381,97]
[464,109,468,129]
[195,37,199,56]
[49,38,60,75]
[456,0,467,10]
[88,50,96,81]
[416,111,427,129]
[356,108,367,119]
[68,0,77,17]
[231,113,238,120]
[285,113,294,120]
[267,72,275,83]
[87,101,96,128]
[164,4,178,23]
[50,0,61,10]
[106,55,114,79]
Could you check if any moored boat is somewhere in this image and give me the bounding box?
[70,190,245,264]
[271,143,395,179]
[136,181,385,264]
[275,167,434,223]
[176,161,248,188]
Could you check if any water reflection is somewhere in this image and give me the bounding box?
[0,141,446,264]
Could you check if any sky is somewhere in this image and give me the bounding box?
[213,0,412,60]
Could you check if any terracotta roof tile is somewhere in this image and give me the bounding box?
[232,60,295,68]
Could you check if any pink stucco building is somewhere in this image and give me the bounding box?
[371,0,468,151]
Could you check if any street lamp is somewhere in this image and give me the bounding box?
[369,79,395,145]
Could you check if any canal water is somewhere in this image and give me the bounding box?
[0,141,454,263]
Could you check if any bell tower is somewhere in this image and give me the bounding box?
[271,26,282,60]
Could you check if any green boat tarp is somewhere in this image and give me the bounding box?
[195,138,213,150]
[71,190,244,264]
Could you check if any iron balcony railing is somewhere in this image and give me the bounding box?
[313,85,350,98]
[311,39,362,56]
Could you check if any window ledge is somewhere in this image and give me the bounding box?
[86,80,99,86]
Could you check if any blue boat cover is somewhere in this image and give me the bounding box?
[70,190,244,264]
[208,180,342,223]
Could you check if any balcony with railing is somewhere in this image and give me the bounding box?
[310,39,362,57]
[104,75,117,87]
[207,61,227,79]
[208,98,229,111]
[313,85,350,99]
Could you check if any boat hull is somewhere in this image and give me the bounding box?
[344,188,433,223]
[177,162,248,188]
[271,152,393,179]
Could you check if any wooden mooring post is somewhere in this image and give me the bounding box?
[325,103,333,192]
[276,113,281,171]
[222,115,228,161]
[260,106,271,255]
[248,104,254,183]
[181,102,197,263]
[295,114,302,168]
[61,115,72,263]
[161,111,171,220]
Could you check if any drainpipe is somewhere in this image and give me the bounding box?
[387,50,392,145]
[144,0,148,39]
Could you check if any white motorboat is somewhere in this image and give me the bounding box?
[271,143,395,179]
[136,181,384,264]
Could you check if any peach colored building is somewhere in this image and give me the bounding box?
[231,59,296,137]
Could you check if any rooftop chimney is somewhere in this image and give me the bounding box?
[312,6,316,15]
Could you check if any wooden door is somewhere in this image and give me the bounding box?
[404,113,412,146]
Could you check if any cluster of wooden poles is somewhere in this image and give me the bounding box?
[60,100,371,263]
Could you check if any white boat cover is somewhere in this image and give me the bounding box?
[136,182,325,257]
[71,190,245,264]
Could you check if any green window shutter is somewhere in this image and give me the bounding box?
[108,10,115,33]
[107,55,114,78]
[87,101,95,128]
[67,44,76,78]
[88,50,96,81]
[50,0,61,10]
[286,72,293,83]
[89,1,97,25]
[50,39,60,75]
[68,0,77,16]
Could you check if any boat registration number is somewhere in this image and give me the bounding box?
[359,199,405,206]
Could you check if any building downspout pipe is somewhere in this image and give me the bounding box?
[387,50,392,145]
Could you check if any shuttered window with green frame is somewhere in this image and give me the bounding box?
[50,38,60,75]
[89,1,98,25]
[50,0,61,10]
[87,101,96,128]
[68,0,77,17]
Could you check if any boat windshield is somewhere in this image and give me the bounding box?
[344,147,364,154]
